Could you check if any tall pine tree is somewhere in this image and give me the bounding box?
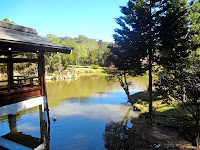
[113,0,200,124]
[155,0,200,146]
[113,0,161,122]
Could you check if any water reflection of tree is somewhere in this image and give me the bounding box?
[103,106,133,150]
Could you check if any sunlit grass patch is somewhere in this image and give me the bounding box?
[133,96,190,118]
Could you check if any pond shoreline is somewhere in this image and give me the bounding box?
[127,91,198,149]
[0,66,106,81]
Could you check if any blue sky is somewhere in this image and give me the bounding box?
[1,0,128,42]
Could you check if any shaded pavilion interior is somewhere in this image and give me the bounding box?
[0,21,72,106]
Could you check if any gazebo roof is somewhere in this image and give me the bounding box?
[0,21,72,54]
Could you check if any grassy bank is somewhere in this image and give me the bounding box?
[71,65,105,74]
[130,91,190,117]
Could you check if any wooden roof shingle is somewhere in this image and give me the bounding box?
[0,21,72,54]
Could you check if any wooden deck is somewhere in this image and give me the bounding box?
[0,76,42,107]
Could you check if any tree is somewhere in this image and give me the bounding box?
[113,0,200,122]
[154,0,200,146]
[72,44,88,65]
[60,53,74,69]
[97,40,108,65]
[155,56,200,146]
[76,35,98,51]
[87,50,95,65]
[45,53,63,74]
[113,0,161,121]
[157,0,195,69]
[2,18,16,24]
[45,34,109,66]
[105,43,145,100]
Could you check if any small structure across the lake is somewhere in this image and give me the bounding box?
[0,21,72,149]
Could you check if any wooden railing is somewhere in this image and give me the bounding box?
[0,76,40,92]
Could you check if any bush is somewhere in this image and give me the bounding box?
[91,65,99,69]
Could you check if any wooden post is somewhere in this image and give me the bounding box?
[38,52,50,126]
[38,52,48,124]
[8,114,17,133]
[7,54,14,84]
[39,97,47,125]
[40,120,49,149]
[39,108,49,150]
[19,80,22,90]
[30,78,33,87]
[8,81,11,92]
[39,97,48,145]
[38,52,47,124]
[38,52,45,96]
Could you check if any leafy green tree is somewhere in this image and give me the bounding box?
[154,0,200,146]
[72,44,88,65]
[45,53,63,74]
[105,42,145,100]
[2,18,16,24]
[155,56,200,146]
[100,48,111,67]
[45,34,109,66]
[97,40,108,65]
[76,35,98,51]
[60,53,74,69]
[87,50,95,65]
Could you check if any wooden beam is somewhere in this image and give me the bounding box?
[0,51,19,56]
[0,40,72,54]
[0,58,39,63]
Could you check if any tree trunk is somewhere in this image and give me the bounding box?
[196,105,200,147]
[123,71,131,100]
[148,0,153,124]
[76,58,78,66]
[148,49,153,123]
[195,118,199,147]
[124,88,130,100]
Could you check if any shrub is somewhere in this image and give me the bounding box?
[91,65,99,69]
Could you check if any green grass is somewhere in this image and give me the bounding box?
[134,100,188,117]
[74,66,105,73]
[131,91,190,117]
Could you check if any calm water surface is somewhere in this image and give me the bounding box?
[0,75,148,149]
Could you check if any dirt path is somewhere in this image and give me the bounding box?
[128,119,199,149]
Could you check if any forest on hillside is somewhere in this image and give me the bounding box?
[44,34,111,69]
[0,18,112,75]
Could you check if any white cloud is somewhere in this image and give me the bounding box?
[18,123,38,132]
[51,104,138,122]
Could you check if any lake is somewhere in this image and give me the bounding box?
[0,75,149,149]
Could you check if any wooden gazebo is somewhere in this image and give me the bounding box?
[0,21,72,149]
